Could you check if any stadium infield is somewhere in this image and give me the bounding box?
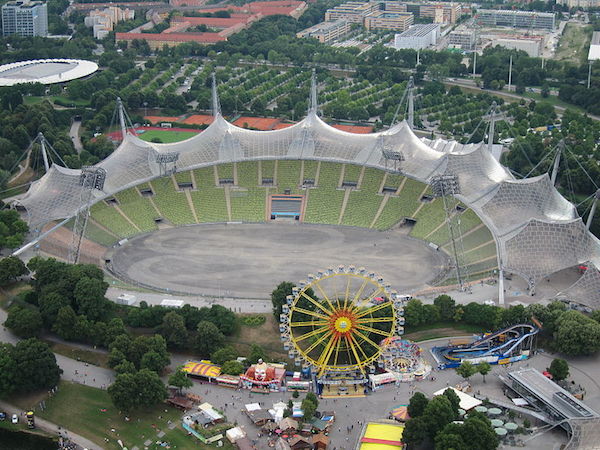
[109,222,448,299]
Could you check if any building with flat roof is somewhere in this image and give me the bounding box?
[325,1,380,23]
[394,23,440,50]
[588,31,600,61]
[297,19,352,43]
[403,2,461,24]
[501,368,599,424]
[365,10,412,31]
[84,6,134,40]
[448,30,475,50]
[475,9,555,30]
[2,0,47,37]
[491,36,544,57]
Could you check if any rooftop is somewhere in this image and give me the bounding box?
[397,23,439,37]
[507,368,599,420]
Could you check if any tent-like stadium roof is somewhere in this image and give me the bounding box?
[15,88,600,309]
[0,59,98,86]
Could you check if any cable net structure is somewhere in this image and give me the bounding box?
[14,86,600,306]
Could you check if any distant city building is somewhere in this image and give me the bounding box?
[296,19,352,43]
[365,10,413,31]
[403,2,461,24]
[325,1,380,23]
[1,0,48,37]
[475,9,555,30]
[394,23,440,50]
[448,30,475,50]
[491,36,544,57]
[84,6,134,39]
[556,0,600,8]
[588,31,600,61]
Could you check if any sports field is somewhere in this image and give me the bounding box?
[137,128,199,143]
[109,222,448,298]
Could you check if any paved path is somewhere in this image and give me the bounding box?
[69,120,83,154]
[0,399,102,450]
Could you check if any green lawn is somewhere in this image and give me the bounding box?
[556,23,593,64]
[26,382,233,450]
[23,96,91,107]
[137,129,199,143]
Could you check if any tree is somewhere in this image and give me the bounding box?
[408,392,429,418]
[140,350,169,374]
[52,306,78,340]
[168,366,193,394]
[4,306,43,338]
[38,292,70,327]
[553,311,600,356]
[435,425,468,450]
[548,358,569,381]
[11,338,62,392]
[271,281,294,319]
[248,344,268,364]
[456,361,477,381]
[158,311,188,348]
[0,256,27,285]
[73,277,110,322]
[211,346,238,365]
[434,295,456,321]
[108,369,167,412]
[195,320,225,356]
[221,360,244,375]
[422,395,456,438]
[0,343,17,396]
[403,416,429,446]
[442,388,461,416]
[305,392,319,408]
[301,397,317,421]
[461,415,499,450]
[478,362,492,383]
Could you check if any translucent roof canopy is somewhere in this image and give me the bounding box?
[16,109,600,307]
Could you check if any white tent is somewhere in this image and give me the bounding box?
[433,387,482,411]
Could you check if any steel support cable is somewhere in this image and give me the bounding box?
[523,144,558,179]
[562,155,577,204]
[565,147,599,190]
[504,120,534,169]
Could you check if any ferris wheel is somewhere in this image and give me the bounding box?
[279,266,405,379]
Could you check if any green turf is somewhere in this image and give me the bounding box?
[137,129,198,143]
[31,381,233,450]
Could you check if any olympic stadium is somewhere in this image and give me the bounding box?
[0,59,98,86]
[12,75,600,308]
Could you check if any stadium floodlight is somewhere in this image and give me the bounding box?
[430,174,461,197]
[155,152,179,164]
[79,167,106,191]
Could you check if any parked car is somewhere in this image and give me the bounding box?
[0,412,6,421]
[11,414,18,424]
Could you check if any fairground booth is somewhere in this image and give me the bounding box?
[182,361,221,382]
[240,359,286,393]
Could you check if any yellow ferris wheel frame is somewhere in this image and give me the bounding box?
[287,271,398,378]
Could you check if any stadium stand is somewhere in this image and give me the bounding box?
[190,167,228,222]
[410,196,448,240]
[303,162,345,224]
[231,160,266,221]
[174,170,194,185]
[90,200,139,238]
[114,188,158,233]
[425,208,482,247]
[372,177,423,230]
[343,164,362,185]
[218,163,234,181]
[341,168,384,228]
[84,221,120,247]
[276,160,302,193]
[302,160,318,184]
[150,178,196,225]
[261,160,276,183]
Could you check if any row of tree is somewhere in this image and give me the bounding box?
[404,390,499,449]
[405,295,600,357]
